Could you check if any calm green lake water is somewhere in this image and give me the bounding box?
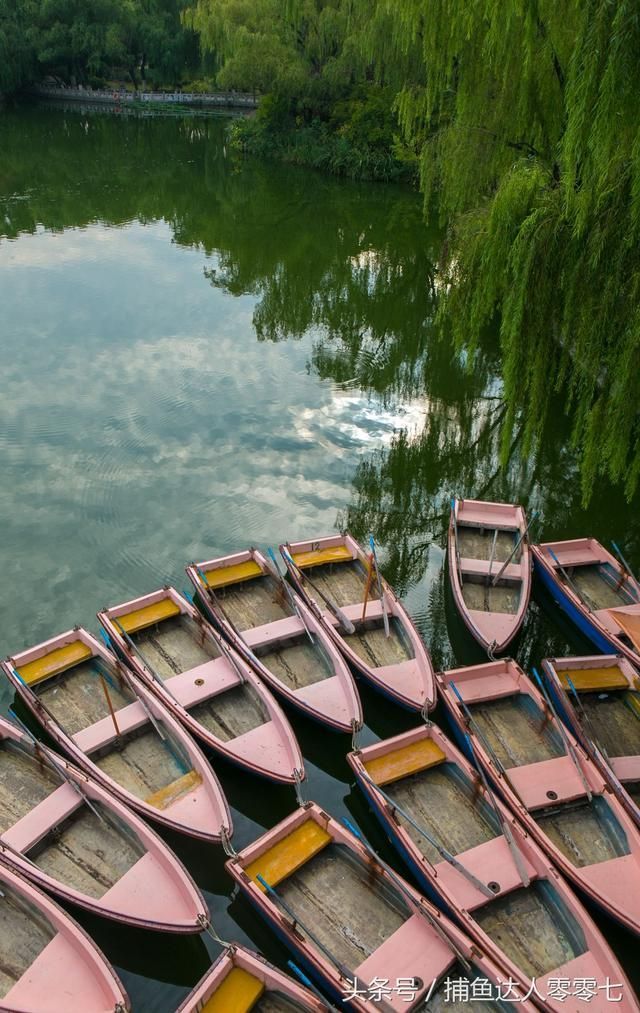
[1,103,639,1009]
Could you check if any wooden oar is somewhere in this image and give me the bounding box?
[491,510,538,586]
[342,818,472,973]
[548,548,599,612]
[361,552,374,623]
[266,548,315,644]
[611,541,640,599]
[96,670,121,738]
[450,497,464,588]
[182,589,250,684]
[531,668,593,802]
[256,874,355,983]
[462,732,531,889]
[369,535,390,638]
[281,547,355,635]
[114,619,181,706]
[359,769,495,897]
[484,529,498,609]
[565,674,609,763]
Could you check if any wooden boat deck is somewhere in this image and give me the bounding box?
[132,616,217,678]
[469,695,564,769]
[278,844,407,968]
[255,995,307,1012]
[342,618,410,669]
[475,883,586,979]
[0,742,58,831]
[461,582,520,615]
[30,805,144,899]
[578,691,640,758]
[382,763,499,865]
[457,528,519,563]
[534,798,629,868]
[92,725,192,803]
[300,560,377,608]
[0,887,55,998]
[189,684,268,742]
[565,564,635,610]
[256,636,330,690]
[216,576,292,632]
[36,660,133,736]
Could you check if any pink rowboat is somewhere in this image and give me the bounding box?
[2,628,231,843]
[0,714,208,933]
[226,802,535,1012]
[348,722,639,1012]
[449,499,532,656]
[438,658,640,938]
[0,862,128,1012]
[532,538,640,668]
[541,654,640,828]
[280,534,436,713]
[98,587,304,785]
[186,549,363,734]
[177,943,328,1012]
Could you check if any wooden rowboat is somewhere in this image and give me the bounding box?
[99,587,304,785]
[0,862,128,1012]
[438,658,640,938]
[0,714,208,933]
[349,722,639,1011]
[448,499,532,656]
[177,943,327,1012]
[532,538,640,667]
[226,802,535,1011]
[280,534,436,713]
[2,628,231,843]
[542,654,640,828]
[186,549,362,733]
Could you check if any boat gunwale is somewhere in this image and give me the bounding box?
[2,628,232,843]
[98,586,304,784]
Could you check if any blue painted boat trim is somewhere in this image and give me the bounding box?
[534,557,616,653]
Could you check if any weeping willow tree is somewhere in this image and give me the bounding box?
[357,0,640,502]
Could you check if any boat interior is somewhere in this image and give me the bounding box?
[456,527,522,615]
[0,885,55,999]
[558,562,637,610]
[212,571,293,632]
[533,796,629,868]
[128,612,270,742]
[474,881,586,979]
[468,694,564,769]
[0,738,144,899]
[558,665,640,758]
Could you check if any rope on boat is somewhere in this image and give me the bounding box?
[197,912,231,948]
[487,640,497,661]
[351,719,363,751]
[220,825,237,857]
[293,767,307,806]
[420,700,432,726]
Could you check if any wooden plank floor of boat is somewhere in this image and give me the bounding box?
[258,638,330,690]
[93,726,192,802]
[382,764,498,864]
[0,887,55,998]
[217,577,291,632]
[457,529,518,563]
[469,696,564,769]
[278,844,406,967]
[37,661,132,737]
[299,561,376,609]
[567,565,633,610]
[342,621,410,669]
[578,692,640,757]
[475,884,585,979]
[534,799,629,868]
[0,743,59,831]
[461,581,520,615]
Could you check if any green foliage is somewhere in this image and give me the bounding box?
[0,0,35,93]
[363,0,640,502]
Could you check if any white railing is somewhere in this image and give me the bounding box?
[31,85,258,108]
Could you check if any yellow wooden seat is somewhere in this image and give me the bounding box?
[291,545,354,569]
[558,667,629,693]
[202,967,264,1013]
[246,820,331,891]
[610,610,640,652]
[116,598,181,634]
[146,769,202,811]
[204,560,263,589]
[364,737,447,787]
[17,641,93,687]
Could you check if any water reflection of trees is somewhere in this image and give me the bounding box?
[3,104,638,583]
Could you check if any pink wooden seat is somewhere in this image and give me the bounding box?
[432,836,536,912]
[73,700,148,754]
[355,913,453,1010]
[166,657,238,707]
[2,783,80,853]
[448,669,520,705]
[457,502,519,527]
[611,756,640,782]
[507,756,588,809]
[459,557,522,581]
[242,616,305,649]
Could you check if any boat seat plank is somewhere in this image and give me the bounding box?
[458,557,522,582]
[364,739,446,786]
[204,560,263,590]
[17,642,93,687]
[291,545,354,569]
[558,667,629,692]
[247,821,332,890]
[242,616,304,650]
[116,598,181,634]
[201,967,264,1013]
